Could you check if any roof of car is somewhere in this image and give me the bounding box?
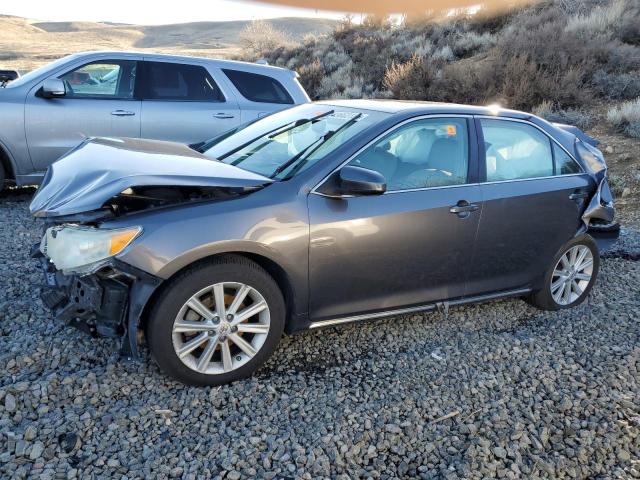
[317,99,532,119]
[72,51,294,75]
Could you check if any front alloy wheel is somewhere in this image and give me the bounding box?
[172,282,271,375]
[147,256,285,386]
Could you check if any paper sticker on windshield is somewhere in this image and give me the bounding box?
[330,112,367,121]
[446,125,457,137]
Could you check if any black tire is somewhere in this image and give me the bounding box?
[146,255,285,386]
[0,163,5,192]
[527,234,600,311]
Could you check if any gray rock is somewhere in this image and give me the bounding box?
[4,394,16,413]
[0,189,639,479]
[24,425,37,441]
[29,442,45,460]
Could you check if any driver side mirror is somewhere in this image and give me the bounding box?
[41,78,66,98]
[318,165,387,197]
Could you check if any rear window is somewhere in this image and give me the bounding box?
[222,69,293,105]
[142,62,224,102]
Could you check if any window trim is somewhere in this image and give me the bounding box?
[311,114,478,197]
[53,60,139,101]
[138,61,226,103]
[475,116,584,184]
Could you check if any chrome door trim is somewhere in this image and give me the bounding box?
[309,287,532,329]
[481,172,587,186]
[310,114,476,196]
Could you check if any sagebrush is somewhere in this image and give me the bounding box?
[239,0,639,119]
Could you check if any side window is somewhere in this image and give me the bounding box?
[481,119,553,181]
[222,69,293,105]
[142,62,224,102]
[59,61,136,99]
[554,143,582,174]
[347,118,469,191]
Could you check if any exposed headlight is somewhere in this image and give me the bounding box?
[41,225,142,274]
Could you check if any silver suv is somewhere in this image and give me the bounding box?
[0,51,309,189]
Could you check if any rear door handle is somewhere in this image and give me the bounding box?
[111,110,136,116]
[569,191,590,200]
[213,112,235,119]
[450,201,479,216]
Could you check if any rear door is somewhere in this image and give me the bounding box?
[466,117,593,295]
[139,60,240,144]
[308,116,482,321]
[25,59,141,170]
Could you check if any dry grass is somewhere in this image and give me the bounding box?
[0,15,336,72]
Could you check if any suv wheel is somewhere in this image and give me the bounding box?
[528,235,599,310]
[0,163,5,192]
[146,255,285,386]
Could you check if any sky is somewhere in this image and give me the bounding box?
[0,0,349,25]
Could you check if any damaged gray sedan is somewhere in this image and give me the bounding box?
[30,100,617,386]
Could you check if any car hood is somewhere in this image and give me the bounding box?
[30,137,272,218]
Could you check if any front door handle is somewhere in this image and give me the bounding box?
[213,112,235,119]
[450,200,479,217]
[111,110,136,116]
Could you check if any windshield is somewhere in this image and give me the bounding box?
[5,54,81,89]
[202,104,386,180]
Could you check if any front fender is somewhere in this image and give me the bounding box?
[111,189,310,319]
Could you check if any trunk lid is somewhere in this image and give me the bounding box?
[30,137,272,218]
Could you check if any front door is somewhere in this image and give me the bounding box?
[139,60,240,144]
[466,117,594,295]
[308,116,482,321]
[25,59,140,171]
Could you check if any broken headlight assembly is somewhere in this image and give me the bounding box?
[41,225,142,274]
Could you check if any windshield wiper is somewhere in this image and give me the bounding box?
[217,110,334,161]
[270,113,363,179]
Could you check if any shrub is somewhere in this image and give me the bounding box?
[607,98,640,138]
[248,0,640,111]
[322,49,351,72]
[317,61,356,98]
[592,70,640,99]
[608,172,628,198]
[566,0,628,40]
[619,13,640,45]
[383,55,438,100]
[297,59,324,100]
[450,31,495,57]
[239,20,292,59]
[532,100,594,129]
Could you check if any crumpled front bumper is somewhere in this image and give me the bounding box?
[32,243,162,358]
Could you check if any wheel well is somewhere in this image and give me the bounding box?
[138,252,296,334]
[0,145,14,180]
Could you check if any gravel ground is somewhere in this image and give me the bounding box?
[1,187,639,479]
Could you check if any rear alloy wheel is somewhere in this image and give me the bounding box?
[528,235,599,310]
[550,245,594,305]
[147,256,285,386]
